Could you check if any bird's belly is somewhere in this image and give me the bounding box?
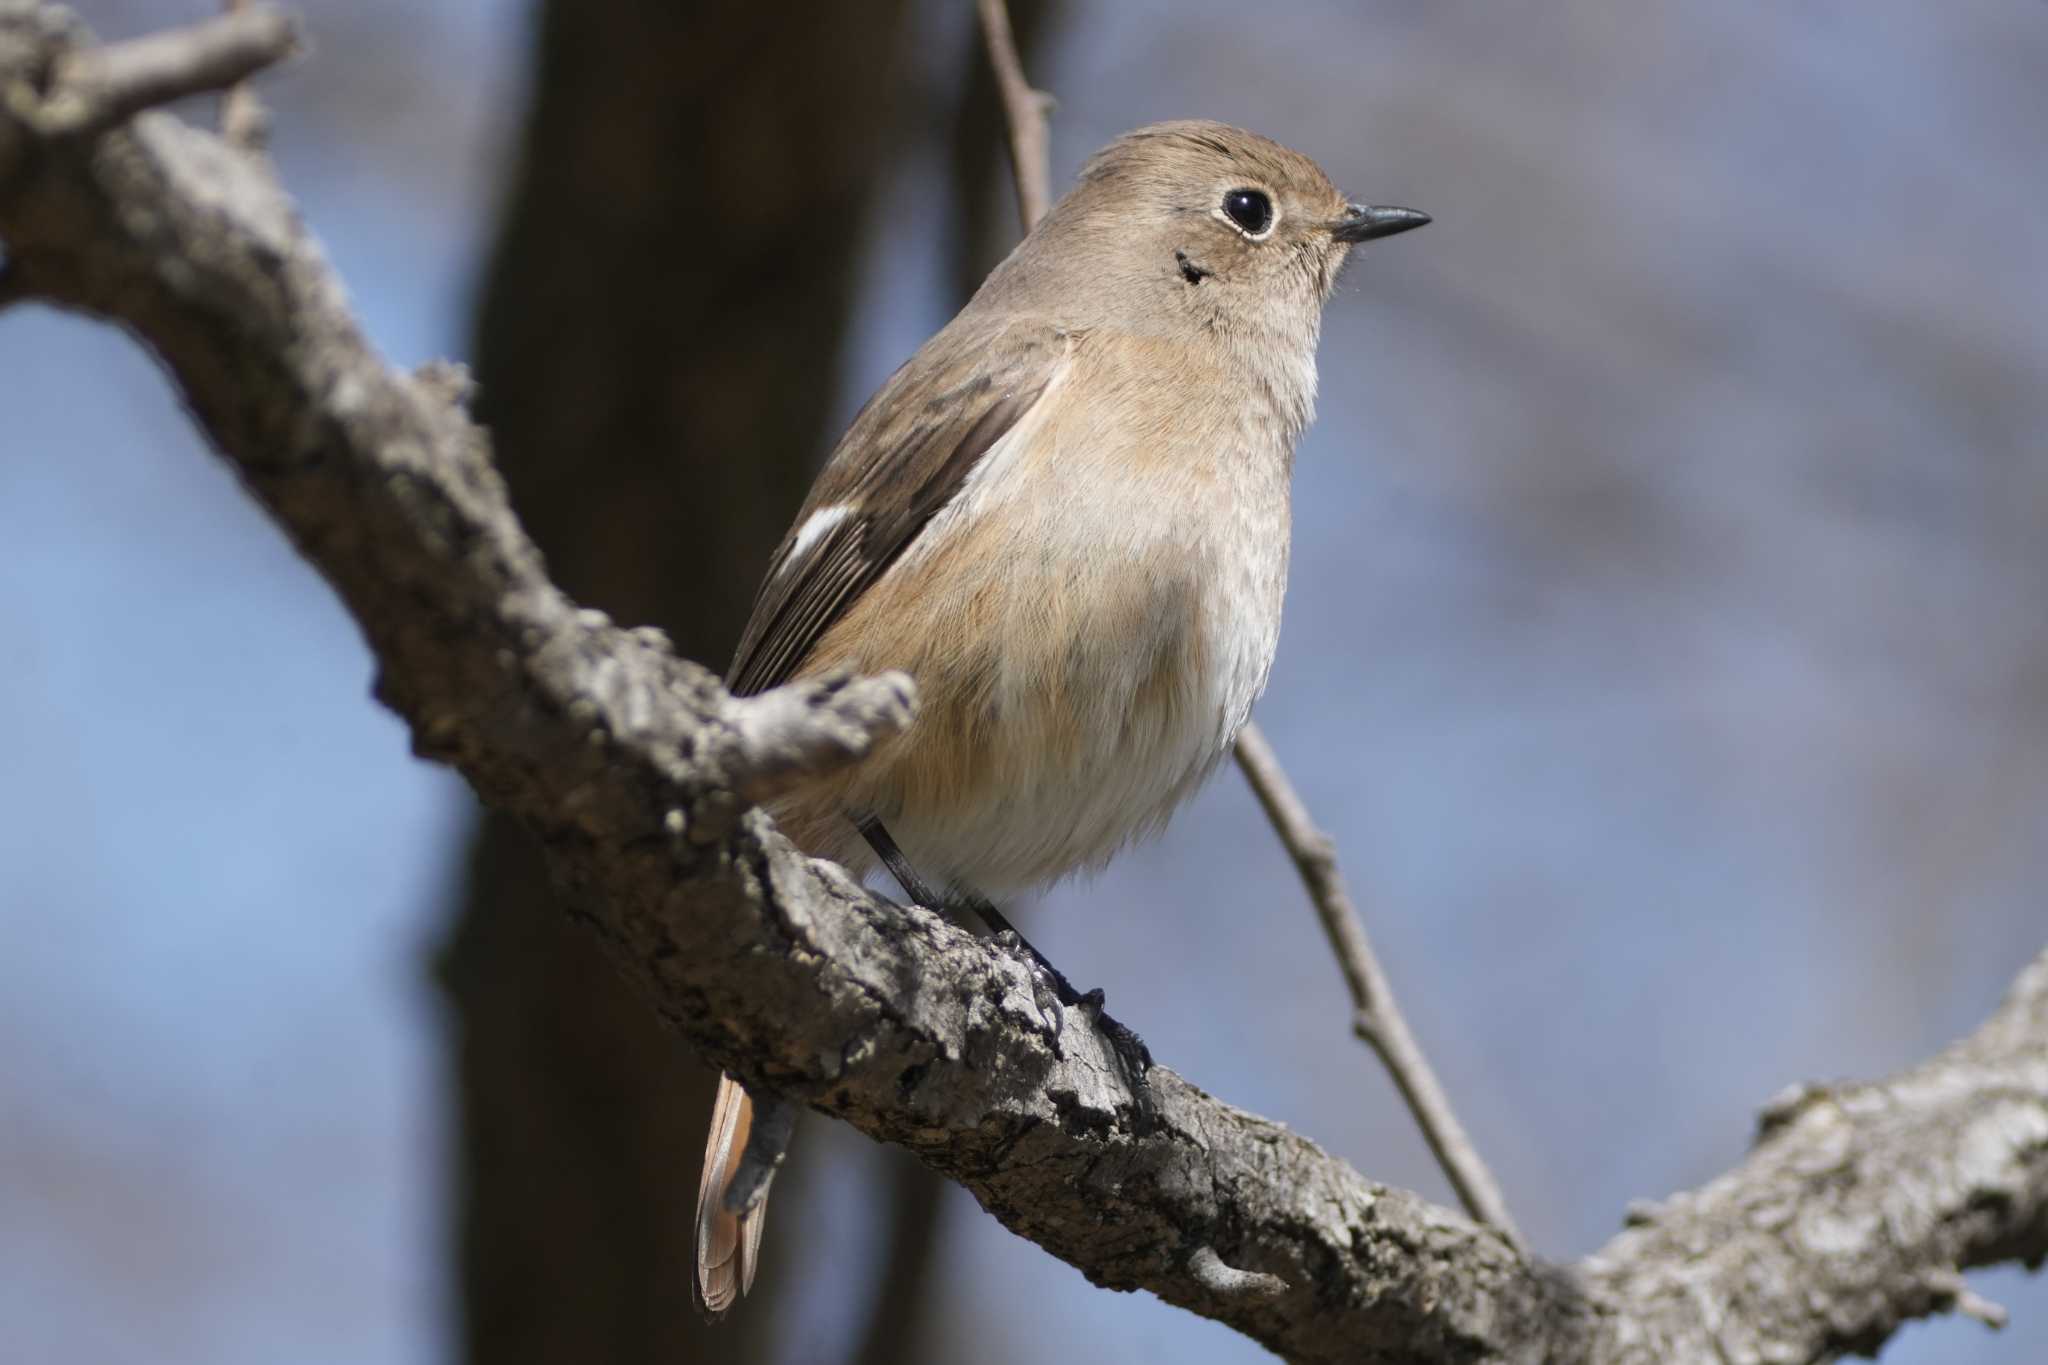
[858,494,1286,896]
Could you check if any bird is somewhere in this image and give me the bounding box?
[694,119,1427,1315]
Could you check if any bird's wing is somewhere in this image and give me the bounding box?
[725,319,1067,697]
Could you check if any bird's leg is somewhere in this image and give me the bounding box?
[976,898,1157,1130]
[854,816,1155,1128]
[854,815,957,924]
[853,817,1066,1031]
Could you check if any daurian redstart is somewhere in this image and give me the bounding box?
[695,121,1427,1314]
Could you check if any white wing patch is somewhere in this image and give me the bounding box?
[783,504,851,574]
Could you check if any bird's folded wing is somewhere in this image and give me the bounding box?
[725,319,1068,697]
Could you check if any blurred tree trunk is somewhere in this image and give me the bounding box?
[435,3,911,1362]
[438,3,1067,1361]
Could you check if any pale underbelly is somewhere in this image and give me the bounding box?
[777,446,1289,897]
[835,574,1274,895]
[878,694,1232,896]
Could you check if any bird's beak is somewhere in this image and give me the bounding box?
[1331,203,1431,244]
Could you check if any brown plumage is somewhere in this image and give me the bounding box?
[694,120,1427,1316]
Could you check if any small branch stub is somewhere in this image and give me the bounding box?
[41,6,296,136]
[1188,1245,1287,1301]
[1931,1269,2010,1331]
[215,0,270,150]
[717,669,917,805]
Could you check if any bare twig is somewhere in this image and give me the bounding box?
[970,0,1521,1252]
[1931,1268,2010,1331]
[42,5,295,136]
[715,667,917,805]
[975,0,1052,231]
[217,0,270,150]
[1233,725,1523,1246]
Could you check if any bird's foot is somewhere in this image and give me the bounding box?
[990,927,1156,1133]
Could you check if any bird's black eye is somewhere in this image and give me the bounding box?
[1222,188,1273,235]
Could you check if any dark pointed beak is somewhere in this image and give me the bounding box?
[1332,203,1431,244]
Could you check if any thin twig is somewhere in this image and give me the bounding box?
[1928,1268,2009,1331]
[1233,724,1523,1247]
[218,0,271,150]
[975,0,1052,231]
[970,0,1524,1251]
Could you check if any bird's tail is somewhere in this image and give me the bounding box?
[694,1072,771,1316]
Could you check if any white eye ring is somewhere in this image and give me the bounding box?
[1217,187,1277,239]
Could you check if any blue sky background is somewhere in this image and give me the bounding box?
[3,2,2044,1362]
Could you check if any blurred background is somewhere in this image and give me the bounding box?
[3,1,2045,1361]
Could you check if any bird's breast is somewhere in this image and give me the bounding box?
[790,347,1298,895]
[903,421,1288,889]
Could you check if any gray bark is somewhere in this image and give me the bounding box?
[1,8,2041,1362]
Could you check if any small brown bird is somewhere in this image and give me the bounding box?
[695,120,1427,1314]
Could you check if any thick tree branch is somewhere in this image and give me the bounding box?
[1586,951,2048,1360]
[1,8,2041,1362]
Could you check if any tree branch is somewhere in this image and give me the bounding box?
[2,7,2041,1362]
[216,0,271,151]
[975,0,1052,230]
[1585,951,2048,1360]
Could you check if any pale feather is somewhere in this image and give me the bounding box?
[693,1073,761,1317]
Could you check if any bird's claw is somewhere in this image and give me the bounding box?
[994,927,1067,1044]
[991,931,1157,1132]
